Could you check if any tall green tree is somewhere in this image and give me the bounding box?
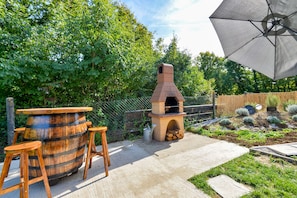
[195,52,226,94]
[0,0,158,107]
[159,37,213,97]
[224,60,254,94]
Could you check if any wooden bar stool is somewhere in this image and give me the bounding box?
[85,121,110,166]
[4,127,26,177]
[0,141,52,198]
[83,126,110,180]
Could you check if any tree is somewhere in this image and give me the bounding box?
[0,0,158,106]
[224,60,254,94]
[195,52,226,94]
[159,37,213,97]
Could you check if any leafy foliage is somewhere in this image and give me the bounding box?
[0,0,156,106]
[160,36,214,97]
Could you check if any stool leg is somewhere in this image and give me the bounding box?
[101,132,109,177]
[21,152,29,198]
[102,133,110,166]
[83,132,94,180]
[90,142,97,168]
[0,153,13,195]
[36,147,52,198]
[19,153,24,198]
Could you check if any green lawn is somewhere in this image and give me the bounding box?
[189,153,297,197]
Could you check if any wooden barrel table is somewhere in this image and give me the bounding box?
[16,107,92,184]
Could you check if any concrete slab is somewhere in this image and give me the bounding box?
[250,143,297,165]
[0,132,249,198]
[267,143,297,156]
[207,175,252,198]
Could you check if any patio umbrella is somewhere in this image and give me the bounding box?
[210,0,297,80]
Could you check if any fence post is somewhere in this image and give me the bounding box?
[212,92,216,119]
[6,97,15,145]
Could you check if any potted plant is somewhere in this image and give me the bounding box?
[265,93,280,112]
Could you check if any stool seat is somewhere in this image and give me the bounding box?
[5,141,42,152]
[83,126,110,180]
[0,141,52,198]
[88,126,108,132]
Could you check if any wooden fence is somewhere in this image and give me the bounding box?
[217,91,297,116]
[124,104,216,134]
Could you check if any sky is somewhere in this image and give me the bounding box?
[116,0,224,57]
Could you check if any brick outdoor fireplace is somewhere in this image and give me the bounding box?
[149,63,186,141]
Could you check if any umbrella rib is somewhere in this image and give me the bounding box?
[280,11,297,34]
[282,25,297,34]
[209,16,263,23]
[249,20,275,47]
[249,20,264,34]
[226,33,262,58]
[266,0,274,17]
[285,11,297,19]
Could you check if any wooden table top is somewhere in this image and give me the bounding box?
[16,107,93,115]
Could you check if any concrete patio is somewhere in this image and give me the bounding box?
[0,132,249,198]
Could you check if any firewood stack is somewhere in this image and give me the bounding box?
[165,129,184,141]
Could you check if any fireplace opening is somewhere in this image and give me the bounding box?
[166,120,183,141]
[165,97,179,113]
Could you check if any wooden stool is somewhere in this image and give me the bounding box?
[83,126,110,180]
[12,127,26,144]
[5,127,26,177]
[0,141,52,198]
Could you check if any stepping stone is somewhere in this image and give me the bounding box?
[268,143,297,156]
[207,174,252,198]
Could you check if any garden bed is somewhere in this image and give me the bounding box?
[188,111,297,148]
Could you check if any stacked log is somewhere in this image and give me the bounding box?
[166,129,184,141]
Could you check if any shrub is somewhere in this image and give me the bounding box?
[283,99,297,111]
[243,116,254,124]
[266,116,280,124]
[292,115,297,122]
[219,118,231,126]
[235,108,249,116]
[286,105,297,115]
[265,93,280,107]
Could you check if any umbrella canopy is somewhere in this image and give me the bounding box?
[210,0,297,80]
